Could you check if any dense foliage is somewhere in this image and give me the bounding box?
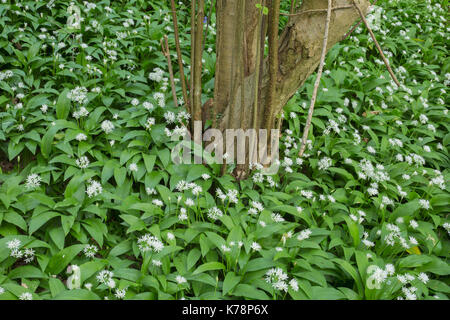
[0,0,448,300]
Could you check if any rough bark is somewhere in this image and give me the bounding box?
[213,0,371,133]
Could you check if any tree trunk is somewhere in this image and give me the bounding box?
[206,0,371,175]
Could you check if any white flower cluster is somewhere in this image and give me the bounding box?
[207,207,223,220]
[67,86,88,104]
[97,270,116,288]
[357,159,390,182]
[248,201,264,215]
[265,268,299,292]
[25,173,42,190]
[137,234,164,253]
[86,179,102,197]
[149,67,165,82]
[216,188,238,204]
[76,156,90,169]
[175,180,203,195]
[83,244,98,258]
[297,228,312,241]
[6,239,35,263]
[0,70,13,81]
[101,120,115,133]
[73,106,89,119]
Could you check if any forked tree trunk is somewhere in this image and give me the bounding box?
[201,0,371,176]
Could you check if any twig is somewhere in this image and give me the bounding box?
[281,5,352,17]
[298,0,332,158]
[352,0,400,87]
[170,0,188,107]
[161,35,178,107]
[342,0,378,41]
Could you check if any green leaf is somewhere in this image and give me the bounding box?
[56,88,71,120]
[49,278,66,297]
[46,244,85,275]
[29,211,59,235]
[223,272,241,296]
[4,211,27,232]
[310,286,346,300]
[9,265,47,279]
[53,289,101,300]
[193,262,226,275]
[233,284,269,300]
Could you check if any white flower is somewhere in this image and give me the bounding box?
[131,98,139,106]
[297,229,312,241]
[167,232,175,241]
[318,157,332,171]
[175,275,187,284]
[289,279,299,291]
[129,163,138,172]
[137,234,164,253]
[86,180,102,197]
[7,239,21,250]
[409,220,418,229]
[101,120,115,133]
[67,86,88,104]
[271,213,285,223]
[152,259,162,267]
[114,288,127,299]
[97,270,115,287]
[83,245,98,258]
[385,264,395,276]
[419,199,430,210]
[76,156,90,169]
[0,287,4,295]
[185,198,195,207]
[19,292,33,300]
[418,272,429,284]
[207,207,223,220]
[251,242,262,251]
[25,173,42,190]
[76,133,88,141]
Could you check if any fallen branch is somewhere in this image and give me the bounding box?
[352,0,400,87]
[298,0,332,158]
[161,35,178,107]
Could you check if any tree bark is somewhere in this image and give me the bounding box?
[211,0,371,134]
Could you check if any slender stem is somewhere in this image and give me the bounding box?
[342,0,378,41]
[298,0,332,158]
[161,35,178,107]
[352,0,400,87]
[170,0,189,107]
